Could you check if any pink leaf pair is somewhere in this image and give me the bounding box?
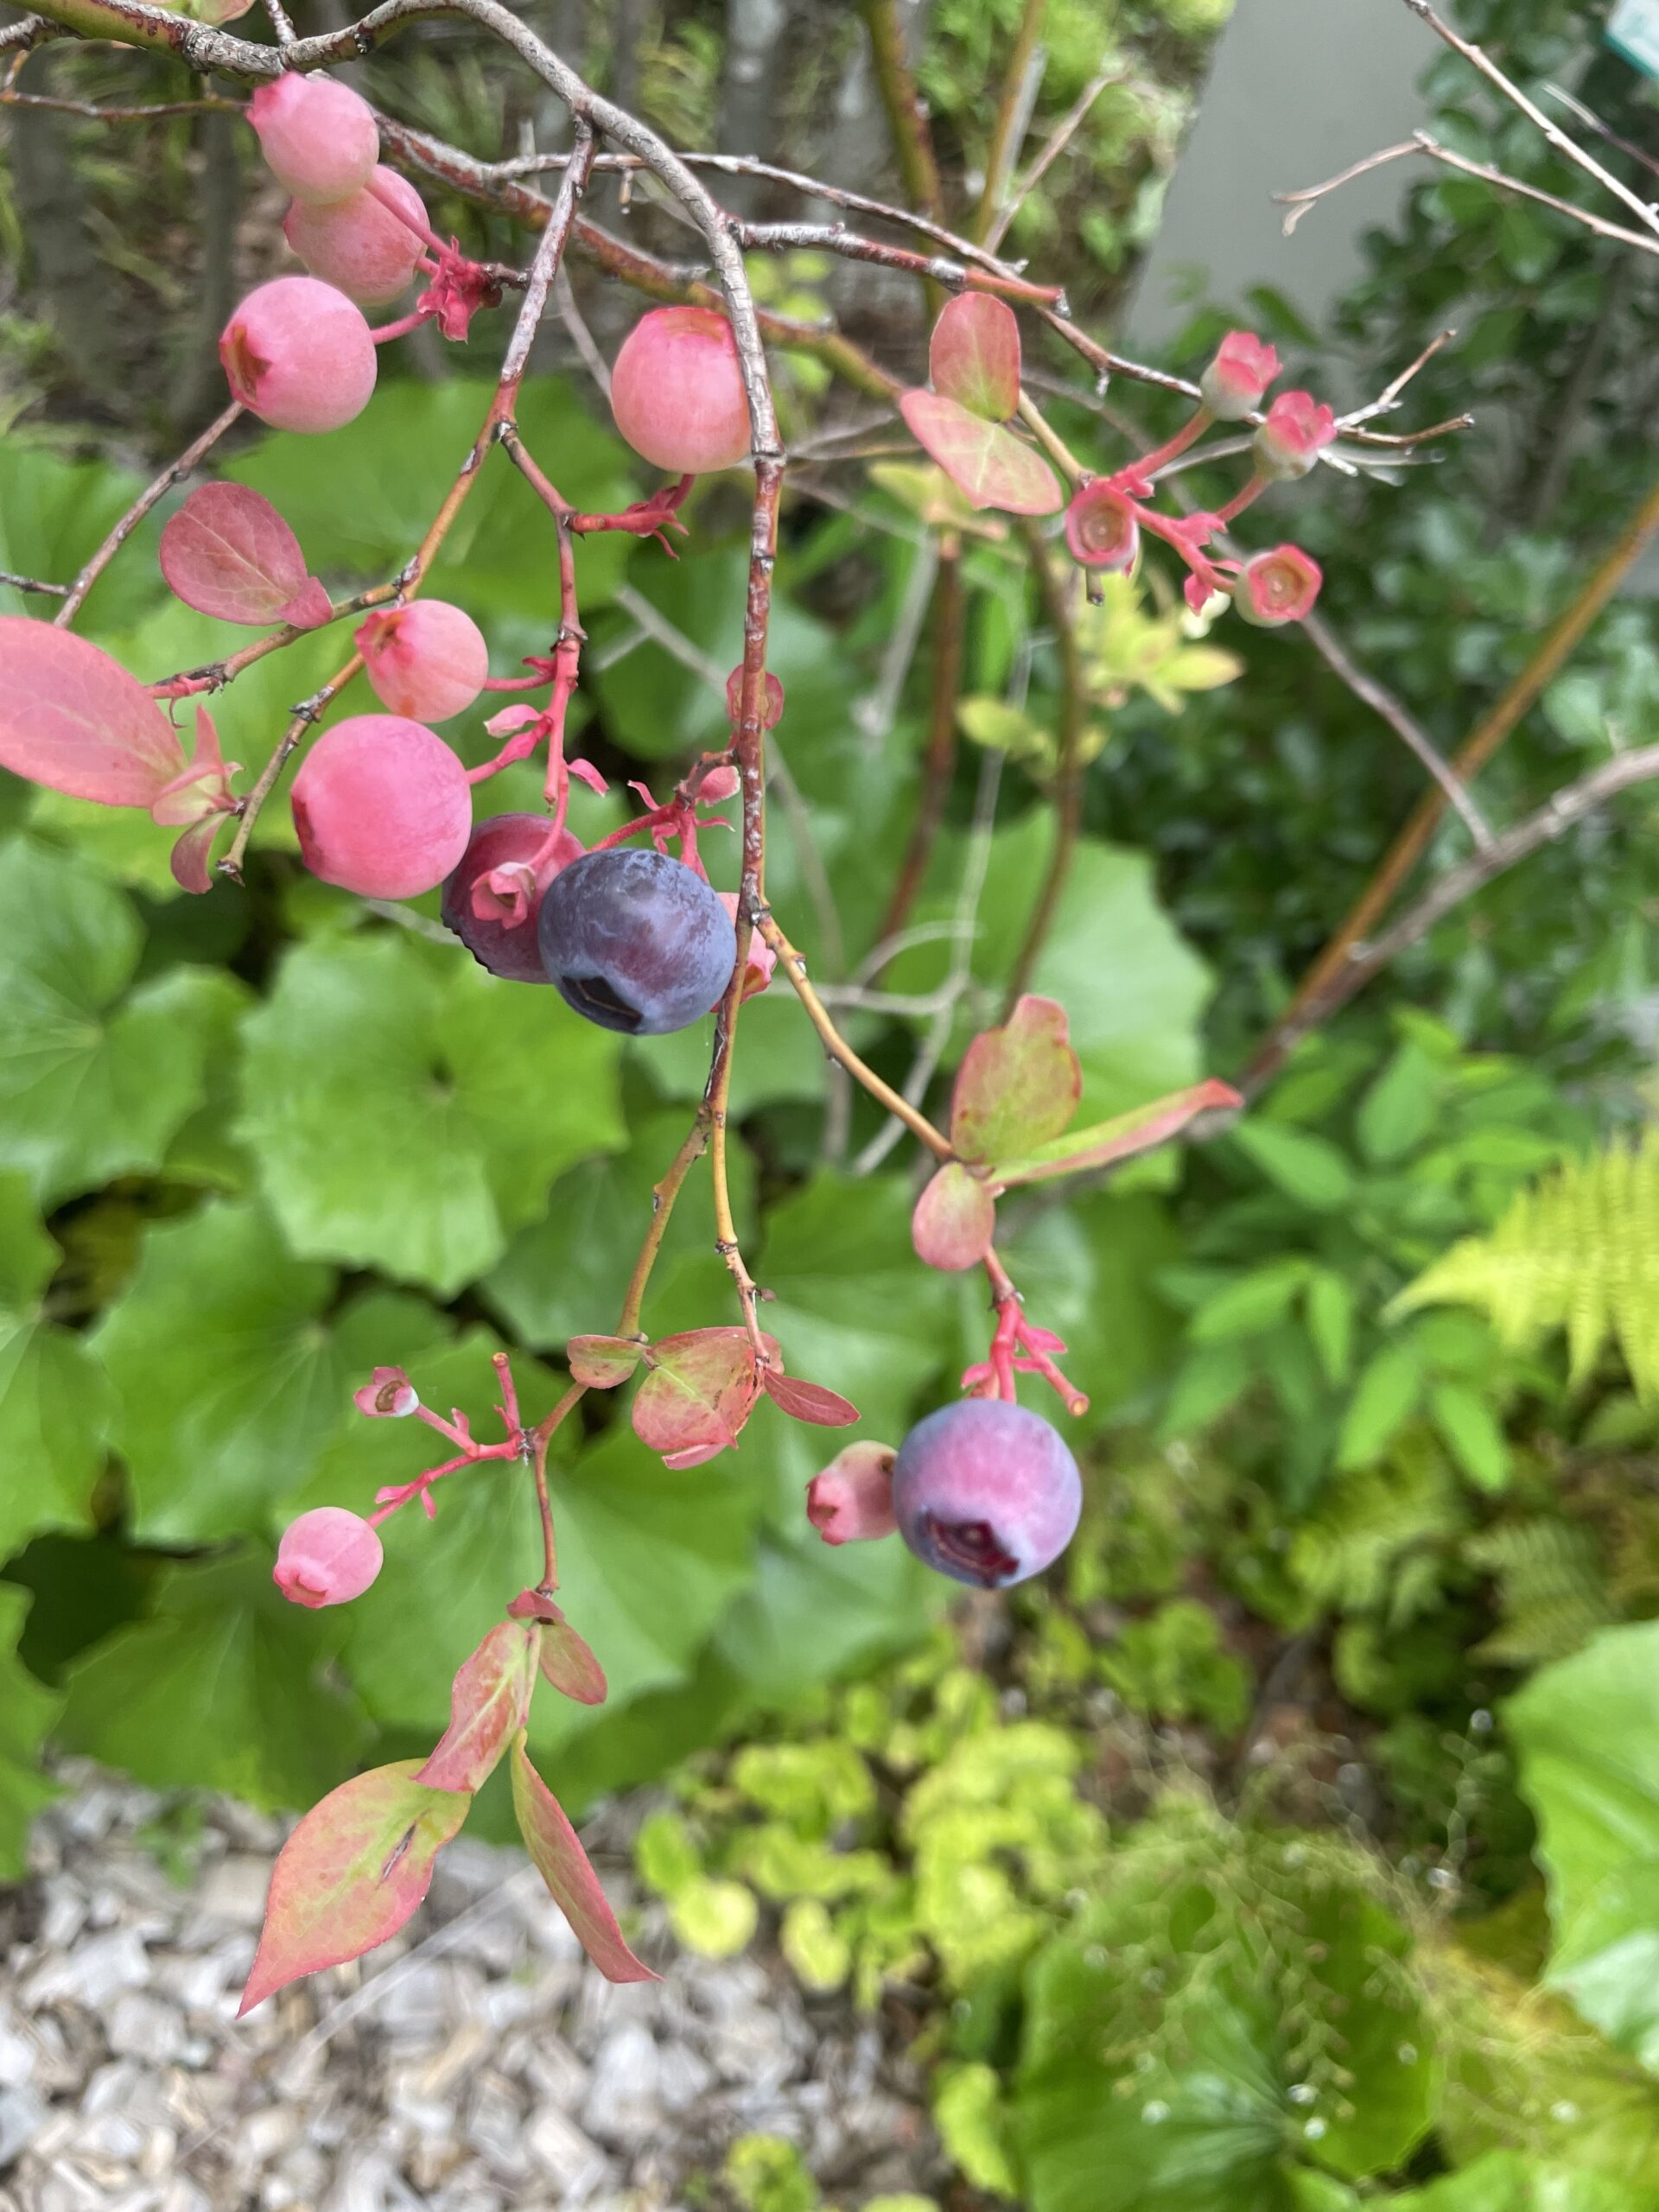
[899,296,1062,518]
[630,1327,857,1468]
[160,483,331,629]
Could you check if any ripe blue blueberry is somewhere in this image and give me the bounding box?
[537,847,737,1034]
[891,1399,1082,1588]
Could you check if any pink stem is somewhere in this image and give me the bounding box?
[1133,405,1213,480]
[366,167,454,260]
[369,307,433,345]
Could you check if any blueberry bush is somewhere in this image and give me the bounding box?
[5,0,1659,2199]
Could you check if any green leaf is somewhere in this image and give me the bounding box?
[0,1172,113,1560]
[991,1081,1237,1189]
[929,293,1021,422]
[1232,1122,1357,1213]
[1386,2149,1648,2210]
[0,1585,62,1877]
[951,995,1080,1166]
[0,836,244,1203]
[1510,1620,1659,2064]
[1429,1379,1510,1493]
[1304,1271,1354,1386]
[1355,1042,1438,1166]
[92,1201,347,1541]
[56,1553,371,1810]
[1189,1260,1312,1344]
[0,442,162,632]
[239,932,626,1295]
[1337,1343,1423,1470]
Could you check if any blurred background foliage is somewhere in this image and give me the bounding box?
[6,0,1659,2203]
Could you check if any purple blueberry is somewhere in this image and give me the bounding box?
[537,847,737,1034]
[891,1399,1082,1588]
[442,814,582,983]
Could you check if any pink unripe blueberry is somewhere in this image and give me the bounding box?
[356,601,490,722]
[249,72,380,204]
[806,1442,898,1546]
[610,307,752,476]
[442,812,582,982]
[273,1507,384,1609]
[219,276,377,435]
[1201,330,1281,420]
[1064,480,1140,572]
[1253,391,1337,481]
[1233,543,1323,627]
[290,715,473,899]
[891,1399,1082,1588]
[283,168,427,307]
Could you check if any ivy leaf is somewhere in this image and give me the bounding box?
[510,1733,658,1982]
[929,293,1021,422]
[0,837,247,1205]
[632,1326,772,1468]
[0,618,185,805]
[912,1163,996,1272]
[898,393,1063,517]
[239,933,626,1295]
[92,1201,348,1541]
[951,995,1081,1165]
[0,1586,62,1878]
[415,1619,540,1793]
[56,1554,371,1810]
[990,1079,1240,1189]
[159,483,330,628]
[239,1759,472,2015]
[0,1173,113,1560]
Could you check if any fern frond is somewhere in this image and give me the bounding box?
[1392,1133,1659,1400]
[1464,1518,1613,1667]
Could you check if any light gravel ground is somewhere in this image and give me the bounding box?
[0,1767,940,2212]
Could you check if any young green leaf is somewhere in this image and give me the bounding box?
[568,1334,644,1389]
[928,292,1021,423]
[510,1733,658,1982]
[951,995,1080,1166]
[632,1326,772,1468]
[415,1619,539,1792]
[238,1759,471,2013]
[989,1078,1238,1189]
[898,392,1063,517]
[911,1163,995,1272]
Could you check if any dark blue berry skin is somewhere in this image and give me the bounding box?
[537,847,737,1035]
[891,1399,1082,1588]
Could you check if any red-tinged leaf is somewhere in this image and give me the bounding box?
[0,618,186,806]
[414,1621,538,1793]
[912,1162,996,1272]
[930,292,1021,422]
[761,1370,860,1427]
[569,1334,644,1389]
[898,392,1063,517]
[539,1607,608,1707]
[238,1761,470,2015]
[631,1326,776,1465]
[507,1586,560,1623]
[159,482,326,628]
[169,814,224,895]
[280,576,334,630]
[990,1077,1243,1189]
[951,995,1081,1165]
[510,1735,658,1983]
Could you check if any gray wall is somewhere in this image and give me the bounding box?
[1128,0,1433,350]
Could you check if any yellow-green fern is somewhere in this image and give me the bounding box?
[1392,1134,1659,1399]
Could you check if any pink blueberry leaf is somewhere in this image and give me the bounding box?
[989,1077,1243,1188]
[912,1162,996,1272]
[510,1735,658,1983]
[761,1370,860,1427]
[950,995,1081,1166]
[159,482,330,628]
[238,1761,471,2015]
[414,1621,539,1794]
[929,293,1021,423]
[898,392,1062,517]
[168,815,225,895]
[0,618,186,806]
[631,1326,775,1465]
[568,1334,645,1389]
[537,1605,608,1707]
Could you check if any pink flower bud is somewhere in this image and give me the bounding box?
[1232,543,1324,627]
[273,1507,384,1609]
[1063,480,1140,573]
[805,1442,898,1546]
[1253,391,1337,481]
[354,1365,420,1418]
[1200,331,1280,421]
